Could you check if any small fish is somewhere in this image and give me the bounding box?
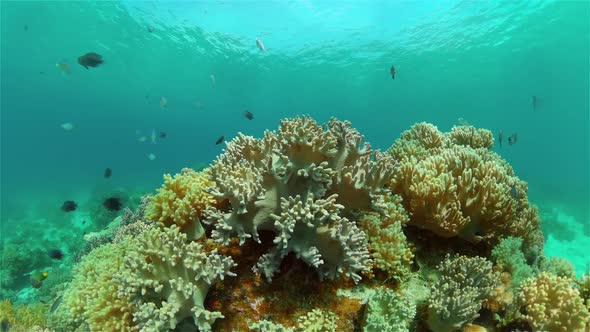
[159,132,167,139]
[104,167,112,178]
[532,95,536,111]
[510,185,518,199]
[47,248,64,260]
[160,97,168,109]
[40,71,45,75]
[498,130,503,148]
[147,25,155,33]
[56,61,71,75]
[1,318,9,332]
[150,129,156,144]
[243,110,254,120]
[508,133,517,146]
[210,74,216,87]
[256,38,266,53]
[103,197,122,211]
[147,153,156,160]
[24,25,28,31]
[61,200,77,212]
[77,52,103,69]
[30,271,48,289]
[138,136,147,143]
[50,295,63,313]
[457,118,470,126]
[82,220,86,225]
[390,65,396,79]
[215,135,225,145]
[61,122,74,131]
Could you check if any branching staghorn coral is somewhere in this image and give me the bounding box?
[518,272,590,331]
[115,225,236,331]
[427,255,499,332]
[362,286,416,332]
[146,168,218,240]
[388,123,543,258]
[205,116,395,283]
[358,195,413,282]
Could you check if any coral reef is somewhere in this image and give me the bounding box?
[388,122,543,260]
[146,168,218,240]
[358,195,414,282]
[517,272,590,331]
[427,255,498,332]
[205,116,395,283]
[362,286,415,332]
[0,300,49,331]
[115,225,236,331]
[28,116,585,331]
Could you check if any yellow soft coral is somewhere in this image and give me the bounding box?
[50,241,136,332]
[389,123,543,258]
[146,168,218,240]
[518,272,590,332]
[0,300,49,332]
[446,125,494,149]
[359,195,414,282]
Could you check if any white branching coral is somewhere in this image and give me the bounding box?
[115,225,236,331]
[205,116,395,283]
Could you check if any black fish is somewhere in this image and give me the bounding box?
[215,135,225,145]
[61,200,77,212]
[103,197,122,211]
[159,132,167,139]
[1,319,9,332]
[147,26,155,33]
[243,111,254,120]
[82,220,86,225]
[390,65,396,79]
[532,95,536,111]
[77,52,103,69]
[104,167,112,178]
[508,133,518,146]
[498,130,503,148]
[47,248,64,260]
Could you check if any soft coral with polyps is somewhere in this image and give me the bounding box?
[204,116,396,283]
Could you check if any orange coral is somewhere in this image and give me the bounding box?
[146,168,218,240]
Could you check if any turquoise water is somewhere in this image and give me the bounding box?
[1,0,588,273]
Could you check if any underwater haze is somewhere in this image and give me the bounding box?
[1,0,589,278]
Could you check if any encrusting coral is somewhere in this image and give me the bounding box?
[517,272,590,332]
[427,255,499,332]
[388,122,543,260]
[204,116,396,283]
[146,167,219,240]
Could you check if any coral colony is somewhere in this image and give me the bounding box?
[2,116,589,331]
